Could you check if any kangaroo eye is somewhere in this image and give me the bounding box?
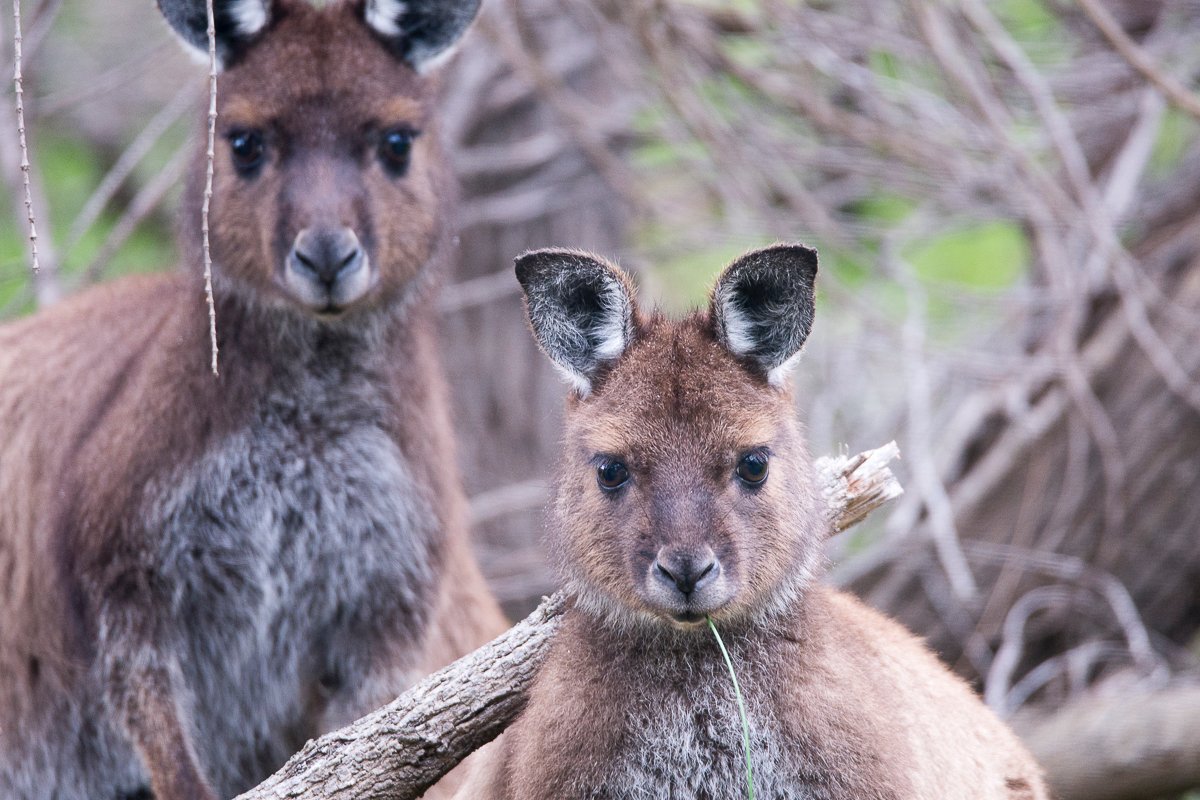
[736,452,769,486]
[379,128,416,176]
[228,130,266,176]
[596,459,630,491]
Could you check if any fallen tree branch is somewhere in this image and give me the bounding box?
[817,440,903,533]
[1016,681,1200,800]
[237,443,903,800]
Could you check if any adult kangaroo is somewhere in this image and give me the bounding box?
[0,2,505,798]
[457,245,1048,799]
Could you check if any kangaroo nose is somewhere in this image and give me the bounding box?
[291,228,362,286]
[653,547,720,597]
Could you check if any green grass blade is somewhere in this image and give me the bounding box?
[707,616,756,800]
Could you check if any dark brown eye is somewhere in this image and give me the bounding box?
[228,130,266,176]
[379,128,416,175]
[736,452,769,486]
[596,459,630,491]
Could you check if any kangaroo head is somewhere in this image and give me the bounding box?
[158,0,480,317]
[517,245,827,630]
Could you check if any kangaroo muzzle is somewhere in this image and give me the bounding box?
[284,227,374,313]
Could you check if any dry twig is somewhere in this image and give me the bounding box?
[1076,0,1200,122]
[8,0,56,306]
[10,0,35,274]
[201,0,219,375]
[79,143,189,285]
[66,84,196,254]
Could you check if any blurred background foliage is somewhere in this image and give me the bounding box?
[5,0,1200,798]
[2,0,1127,318]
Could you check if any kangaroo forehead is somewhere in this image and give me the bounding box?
[218,4,426,117]
[220,92,426,132]
[580,316,787,452]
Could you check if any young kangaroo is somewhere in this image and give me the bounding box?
[457,245,1047,799]
[0,2,505,799]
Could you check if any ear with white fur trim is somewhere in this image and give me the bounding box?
[711,243,818,387]
[362,0,482,72]
[515,249,636,397]
[156,0,270,67]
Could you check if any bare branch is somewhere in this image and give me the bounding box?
[202,0,218,375]
[11,0,35,274]
[985,585,1073,713]
[894,242,978,601]
[9,0,56,305]
[239,594,569,800]
[34,41,173,116]
[66,85,196,254]
[79,144,188,285]
[475,8,642,212]
[1076,0,1200,122]
[817,441,904,534]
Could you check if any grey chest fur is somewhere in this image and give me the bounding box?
[538,641,815,800]
[148,386,438,793]
[531,625,901,800]
[596,680,803,800]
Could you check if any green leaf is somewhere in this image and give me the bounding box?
[907,221,1029,290]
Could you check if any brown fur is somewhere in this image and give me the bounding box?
[458,248,1047,799]
[0,3,503,799]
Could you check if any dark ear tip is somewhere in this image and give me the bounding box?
[514,247,608,287]
[512,250,538,285]
[756,242,819,274]
[514,248,566,286]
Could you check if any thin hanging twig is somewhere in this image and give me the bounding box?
[202,0,219,376]
[11,0,39,276]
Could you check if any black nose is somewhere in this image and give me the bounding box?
[291,228,362,286]
[653,547,720,597]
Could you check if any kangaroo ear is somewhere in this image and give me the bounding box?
[363,0,482,72]
[515,249,636,397]
[711,243,818,387]
[157,0,271,67]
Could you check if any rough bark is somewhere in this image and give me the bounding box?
[818,441,904,534]
[235,444,902,800]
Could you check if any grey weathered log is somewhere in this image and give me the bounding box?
[236,443,902,800]
[1015,681,1200,800]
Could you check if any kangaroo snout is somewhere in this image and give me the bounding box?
[292,228,362,286]
[285,227,373,312]
[653,546,720,597]
[647,545,729,623]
